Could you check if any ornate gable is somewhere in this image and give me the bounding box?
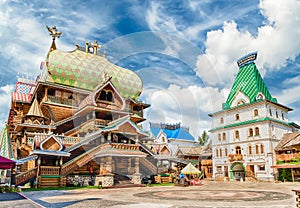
[40,135,63,151]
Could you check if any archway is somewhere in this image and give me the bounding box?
[230,162,245,181]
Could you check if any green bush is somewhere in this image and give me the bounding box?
[0,185,21,193]
[278,168,292,182]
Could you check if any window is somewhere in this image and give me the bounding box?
[225,148,228,156]
[235,114,240,121]
[218,134,221,142]
[220,149,222,157]
[99,90,114,102]
[235,130,240,139]
[269,109,272,116]
[253,109,258,116]
[282,112,285,120]
[235,146,242,155]
[255,127,259,136]
[255,145,259,154]
[260,144,264,154]
[248,128,253,137]
[216,149,219,157]
[237,100,245,106]
[217,166,222,173]
[222,132,226,141]
[248,146,252,155]
[220,117,224,124]
[276,111,279,118]
[258,165,265,171]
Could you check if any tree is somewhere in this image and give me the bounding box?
[198,130,209,146]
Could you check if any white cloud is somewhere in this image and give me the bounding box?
[142,84,228,137]
[196,0,300,87]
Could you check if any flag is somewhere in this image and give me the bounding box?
[40,61,45,70]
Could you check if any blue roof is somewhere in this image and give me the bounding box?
[150,127,195,141]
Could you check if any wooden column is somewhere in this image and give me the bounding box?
[134,157,140,174]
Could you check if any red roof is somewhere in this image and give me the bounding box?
[0,156,15,169]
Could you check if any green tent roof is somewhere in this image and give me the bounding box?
[46,49,143,99]
[223,53,277,109]
[0,124,14,159]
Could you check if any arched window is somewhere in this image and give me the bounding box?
[220,149,222,157]
[254,109,258,116]
[218,134,221,142]
[220,117,224,124]
[276,111,279,118]
[255,127,259,136]
[222,132,226,141]
[282,112,285,120]
[236,146,242,155]
[235,114,240,121]
[237,100,245,106]
[248,146,252,155]
[255,145,259,154]
[216,149,219,157]
[225,148,228,156]
[260,144,264,154]
[249,128,253,137]
[106,91,114,102]
[99,90,106,100]
[235,130,240,139]
[269,109,272,116]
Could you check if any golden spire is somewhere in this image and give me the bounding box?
[46,25,62,51]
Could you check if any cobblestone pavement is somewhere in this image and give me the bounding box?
[19,180,300,208]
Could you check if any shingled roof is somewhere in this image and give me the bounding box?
[274,132,300,151]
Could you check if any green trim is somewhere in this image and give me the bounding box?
[210,117,290,132]
[41,175,61,178]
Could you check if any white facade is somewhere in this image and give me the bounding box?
[211,101,293,181]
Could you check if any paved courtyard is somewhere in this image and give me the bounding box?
[2,180,299,208]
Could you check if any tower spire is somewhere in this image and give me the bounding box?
[46,26,62,51]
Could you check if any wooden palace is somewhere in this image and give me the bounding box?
[5,26,158,188]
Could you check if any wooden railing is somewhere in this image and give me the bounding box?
[40,166,60,175]
[15,167,37,186]
[62,136,81,145]
[61,143,111,176]
[111,143,139,150]
[95,119,110,126]
[46,95,78,107]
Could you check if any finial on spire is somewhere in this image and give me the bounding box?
[46,26,62,51]
[237,52,257,68]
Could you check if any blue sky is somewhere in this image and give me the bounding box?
[0,0,299,138]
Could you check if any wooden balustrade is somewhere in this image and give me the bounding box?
[276,153,299,161]
[201,159,212,166]
[46,95,78,107]
[228,154,243,162]
[15,167,37,185]
[95,119,110,126]
[62,136,81,144]
[40,166,60,175]
[111,143,139,150]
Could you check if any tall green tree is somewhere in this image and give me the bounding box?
[198,130,209,146]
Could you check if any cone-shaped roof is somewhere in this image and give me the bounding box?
[26,98,44,118]
[0,123,14,159]
[181,162,201,174]
[223,52,277,109]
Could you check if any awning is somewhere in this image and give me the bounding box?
[181,163,201,174]
[0,156,15,169]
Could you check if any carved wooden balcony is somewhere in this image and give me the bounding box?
[228,154,243,162]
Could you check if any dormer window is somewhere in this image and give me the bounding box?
[237,100,245,106]
[99,90,114,102]
[256,93,264,100]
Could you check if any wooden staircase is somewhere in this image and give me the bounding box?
[15,167,37,186]
[61,143,110,176]
[140,157,157,175]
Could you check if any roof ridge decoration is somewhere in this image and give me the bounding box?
[223,52,277,110]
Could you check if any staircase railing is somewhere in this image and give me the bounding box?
[15,167,37,186]
[61,143,111,176]
[140,157,157,175]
